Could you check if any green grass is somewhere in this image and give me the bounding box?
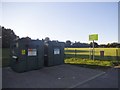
[2,48,10,67]
[64,48,120,67]
[65,58,113,67]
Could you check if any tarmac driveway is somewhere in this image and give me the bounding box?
[2,64,118,88]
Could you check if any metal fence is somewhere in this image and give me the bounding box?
[64,48,120,62]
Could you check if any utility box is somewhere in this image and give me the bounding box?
[44,41,64,66]
[10,38,44,72]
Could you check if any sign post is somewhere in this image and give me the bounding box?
[89,34,98,60]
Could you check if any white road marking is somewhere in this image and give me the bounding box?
[68,71,106,88]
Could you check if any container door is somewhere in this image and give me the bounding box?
[47,46,54,66]
[53,47,61,65]
[17,45,27,72]
[11,42,27,72]
[27,45,38,70]
[38,43,44,68]
[44,45,48,66]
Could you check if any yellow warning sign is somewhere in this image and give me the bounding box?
[21,50,26,55]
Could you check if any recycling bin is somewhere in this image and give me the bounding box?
[44,41,64,66]
[10,38,44,72]
[100,51,104,57]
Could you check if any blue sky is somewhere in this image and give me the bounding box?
[2,2,118,44]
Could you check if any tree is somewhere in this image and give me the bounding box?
[107,43,111,48]
[90,42,98,48]
[20,36,31,41]
[44,37,50,42]
[109,43,120,47]
[66,40,71,45]
[99,44,107,48]
[2,27,19,48]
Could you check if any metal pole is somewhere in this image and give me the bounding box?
[89,47,91,60]
[116,49,119,64]
[93,40,94,60]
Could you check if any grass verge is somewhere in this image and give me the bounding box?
[64,58,113,71]
[65,58,113,67]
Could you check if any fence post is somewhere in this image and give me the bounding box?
[116,49,119,64]
[75,49,76,60]
[89,47,91,60]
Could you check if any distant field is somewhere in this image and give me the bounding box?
[64,48,120,67]
[64,48,120,61]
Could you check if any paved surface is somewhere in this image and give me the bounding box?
[75,68,118,88]
[2,64,105,88]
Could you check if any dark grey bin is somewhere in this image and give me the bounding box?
[44,41,64,66]
[10,39,44,72]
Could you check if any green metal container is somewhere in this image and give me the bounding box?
[10,39,44,72]
[44,41,64,66]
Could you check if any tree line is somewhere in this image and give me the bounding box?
[1,26,120,48]
[65,40,120,48]
[1,26,19,48]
